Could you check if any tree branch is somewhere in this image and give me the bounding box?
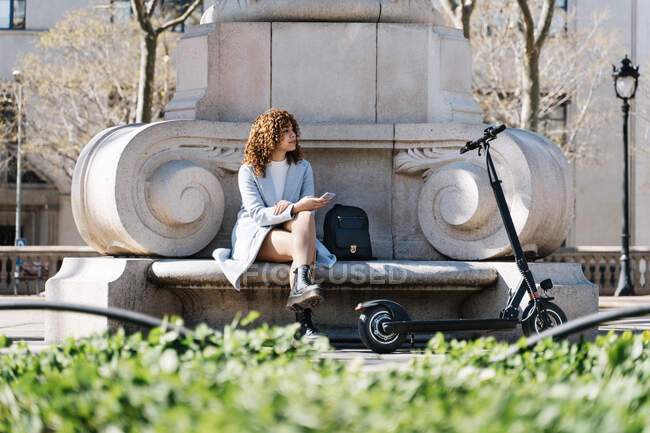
[437,0,474,39]
[534,0,555,50]
[130,0,154,34]
[438,0,460,25]
[146,0,160,17]
[156,0,203,34]
[439,0,459,9]
[460,0,475,40]
[516,0,535,51]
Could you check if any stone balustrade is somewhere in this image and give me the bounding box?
[542,247,650,295]
[0,246,98,295]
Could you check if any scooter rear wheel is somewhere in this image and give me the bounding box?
[521,301,568,336]
[358,306,406,354]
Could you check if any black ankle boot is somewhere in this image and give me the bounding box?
[295,309,324,340]
[286,265,323,312]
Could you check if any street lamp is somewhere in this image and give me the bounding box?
[12,69,23,295]
[612,55,640,296]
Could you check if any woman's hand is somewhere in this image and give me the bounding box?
[273,200,292,215]
[293,195,329,213]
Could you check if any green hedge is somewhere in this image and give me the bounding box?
[0,315,648,432]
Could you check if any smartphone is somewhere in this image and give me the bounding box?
[320,192,336,201]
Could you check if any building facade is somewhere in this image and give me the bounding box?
[570,0,649,247]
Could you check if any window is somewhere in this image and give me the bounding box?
[0,0,25,29]
[0,226,16,246]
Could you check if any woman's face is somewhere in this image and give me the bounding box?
[276,124,297,153]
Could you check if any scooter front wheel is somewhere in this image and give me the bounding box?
[358,306,406,354]
[521,301,568,336]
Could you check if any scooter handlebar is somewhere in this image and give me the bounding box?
[459,124,506,154]
[460,140,480,154]
[486,124,506,137]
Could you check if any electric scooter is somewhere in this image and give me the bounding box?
[355,125,568,354]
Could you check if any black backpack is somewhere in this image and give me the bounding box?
[323,204,374,260]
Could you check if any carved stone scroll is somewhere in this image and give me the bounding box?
[395,128,574,260]
[72,120,246,257]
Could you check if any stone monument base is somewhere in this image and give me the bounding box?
[45,257,598,344]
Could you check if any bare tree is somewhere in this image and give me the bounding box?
[439,0,554,131]
[130,0,203,123]
[437,0,475,39]
[435,0,620,164]
[16,8,176,189]
[0,82,16,149]
[0,81,17,177]
[514,0,554,132]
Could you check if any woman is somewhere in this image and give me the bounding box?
[213,109,337,337]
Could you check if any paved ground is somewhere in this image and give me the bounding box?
[0,296,44,341]
[1,295,648,366]
[597,296,650,333]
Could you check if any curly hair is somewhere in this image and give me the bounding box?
[243,109,303,177]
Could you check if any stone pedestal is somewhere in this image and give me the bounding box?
[67,0,572,261]
[45,258,182,342]
[46,0,591,344]
[167,4,479,124]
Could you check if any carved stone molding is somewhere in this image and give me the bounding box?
[394,127,574,260]
[72,120,245,257]
[200,0,444,25]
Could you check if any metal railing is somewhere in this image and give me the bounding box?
[0,246,99,295]
[542,247,650,295]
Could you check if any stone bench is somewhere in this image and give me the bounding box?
[46,257,597,343]
[148,260,499,288]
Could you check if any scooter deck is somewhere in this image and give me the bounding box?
[384,318,518,334]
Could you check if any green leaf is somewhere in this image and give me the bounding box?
[241,311,260,327]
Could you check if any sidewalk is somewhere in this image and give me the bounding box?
[0,295,44,341]
[597,295,650,333]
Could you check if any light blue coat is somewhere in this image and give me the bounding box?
[213,159,337,290]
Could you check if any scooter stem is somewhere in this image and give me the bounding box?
[484,145,538,318]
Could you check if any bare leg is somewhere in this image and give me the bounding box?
[256,228,293,283]
[255,212,318,289]
[256,215,321,312]
[283,211,317,286]
[256,228,293,262]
